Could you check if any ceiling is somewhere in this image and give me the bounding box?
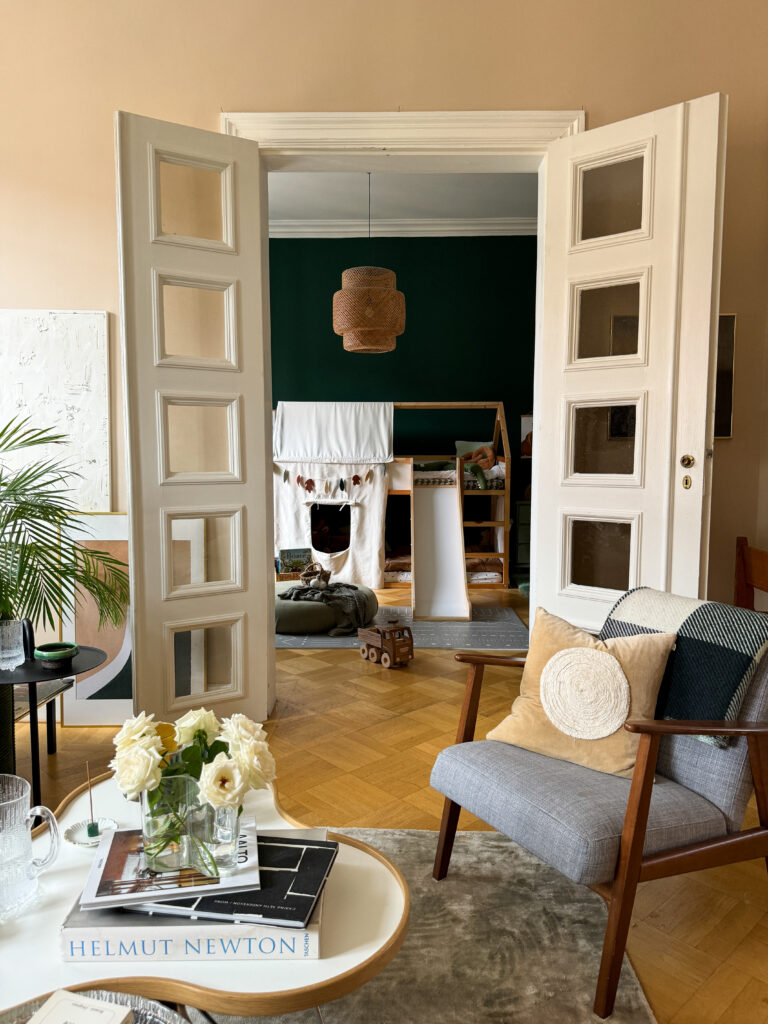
[266,172,538,237]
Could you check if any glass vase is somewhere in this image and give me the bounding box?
[0,620,25,671]
[211,804,241,875]
[140,774,241,877]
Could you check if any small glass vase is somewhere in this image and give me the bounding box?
[190,803,241,876]
[0,620,26,672]
[140,774,241,877]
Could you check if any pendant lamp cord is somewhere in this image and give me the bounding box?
[367,171,373,265]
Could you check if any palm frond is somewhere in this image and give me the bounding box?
[0,416,68,454]
[0,418,129,629]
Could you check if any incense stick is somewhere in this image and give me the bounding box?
[87,762,94,822]
[86,762,99,837]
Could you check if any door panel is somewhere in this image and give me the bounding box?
[116,112,274,721]
[532,95,727,629]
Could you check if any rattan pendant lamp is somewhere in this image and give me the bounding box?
[332,174,405,353]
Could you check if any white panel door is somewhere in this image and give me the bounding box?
[116,112,275,721]
[532,94,727,630]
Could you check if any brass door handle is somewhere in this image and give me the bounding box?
[680,454,695,469]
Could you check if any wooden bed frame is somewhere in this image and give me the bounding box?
[384,401,512,590]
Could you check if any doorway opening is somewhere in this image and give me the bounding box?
[266,169,537,611]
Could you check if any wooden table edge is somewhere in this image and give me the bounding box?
[25,775,411,1016]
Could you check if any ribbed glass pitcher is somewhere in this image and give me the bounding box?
[0,773,60,920]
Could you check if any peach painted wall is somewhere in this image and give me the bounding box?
[1,0,766,601]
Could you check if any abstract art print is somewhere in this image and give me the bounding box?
[0,309,110,511]
[62,514,133,725]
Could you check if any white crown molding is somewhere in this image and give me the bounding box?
[268,216,538,238]
[222,110,584,157]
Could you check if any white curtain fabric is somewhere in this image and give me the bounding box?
[273,462,388,587]
[273,401,394,464]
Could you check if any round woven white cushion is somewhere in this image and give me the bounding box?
[539,647,631,740]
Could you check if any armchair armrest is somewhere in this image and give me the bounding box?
[624,719,768,737]
[454,652,527,667]
[451,652,526,746]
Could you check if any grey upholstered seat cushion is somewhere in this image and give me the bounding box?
[430,740,727,886]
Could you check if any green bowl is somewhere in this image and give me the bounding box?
[33,642,79,668]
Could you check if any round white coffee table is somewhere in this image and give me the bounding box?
[1,776,409,1016]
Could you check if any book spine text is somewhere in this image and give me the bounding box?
[62,927,319,962]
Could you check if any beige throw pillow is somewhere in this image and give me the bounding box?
[486,608,676,777]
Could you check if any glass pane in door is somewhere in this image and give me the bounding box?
[159,159,224,241]
[173,624,233,697]
[573,405,636,475]
[170,515,234,589]
[162,281,228,361]
[165,400,232,476]
[578,282,640,359]
[570,519,631,590]
[581,157,644,240]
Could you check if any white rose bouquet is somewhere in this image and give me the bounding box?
[110,707,276,875]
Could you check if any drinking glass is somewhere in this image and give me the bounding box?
[0,620,25,671]
[0,773,60,920]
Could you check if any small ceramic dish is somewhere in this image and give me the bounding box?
[33,642,79,670]
[63,817,118,847]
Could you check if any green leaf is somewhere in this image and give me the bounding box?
[181,745,203,779]
[207,740,228,761]
[0,417,129,628]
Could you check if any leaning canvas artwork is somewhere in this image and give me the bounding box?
[62,515,133,726]
[0,309,111,511]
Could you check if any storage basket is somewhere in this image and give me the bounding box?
[299,562,331,585]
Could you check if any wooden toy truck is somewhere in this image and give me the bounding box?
[358,623,414,669]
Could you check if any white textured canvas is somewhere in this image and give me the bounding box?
[0,309,110,511]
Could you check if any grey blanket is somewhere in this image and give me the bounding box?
[279,582,370,636]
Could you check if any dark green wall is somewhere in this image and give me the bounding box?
[269,235,536,492]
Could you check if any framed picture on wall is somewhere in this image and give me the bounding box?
[608,404,637,440]
[714,314,736,439]
[61,514,133,726]
[609,314,639,356]
[520,414,533,459]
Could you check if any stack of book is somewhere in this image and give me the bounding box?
[61,826,338,963]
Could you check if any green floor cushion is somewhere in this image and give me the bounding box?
[274,581,378,634]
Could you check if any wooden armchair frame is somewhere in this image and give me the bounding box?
[433,651,768,1019]
[734,535,768,610]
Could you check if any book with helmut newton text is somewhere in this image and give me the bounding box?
[61,885,326,962]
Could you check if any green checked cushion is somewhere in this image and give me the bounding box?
[599,587,768,748]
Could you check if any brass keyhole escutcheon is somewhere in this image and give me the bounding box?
[680,454,695,469]
[682,475,692,490]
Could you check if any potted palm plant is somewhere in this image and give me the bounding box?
[0,417,130,767]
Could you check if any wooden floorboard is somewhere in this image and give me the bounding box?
[12,587,768,1023]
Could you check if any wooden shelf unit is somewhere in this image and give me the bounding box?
[384,401,512,590]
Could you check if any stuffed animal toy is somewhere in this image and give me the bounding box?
[469,445,496,471]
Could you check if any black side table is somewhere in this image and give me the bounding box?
[0,646,106,806]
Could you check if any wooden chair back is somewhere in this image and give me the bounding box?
[735,536,768,609]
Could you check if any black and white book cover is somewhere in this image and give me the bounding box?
[79,820,260,910]
[133,829,338,928]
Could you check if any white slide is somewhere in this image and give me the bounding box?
[412,482,471,620]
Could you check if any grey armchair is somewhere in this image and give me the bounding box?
[430,592,768,1018]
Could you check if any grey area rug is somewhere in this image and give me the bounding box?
[275,605,529,652]
[186,830,656,1024]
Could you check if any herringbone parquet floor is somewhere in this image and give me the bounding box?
[13,588,768,1023]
